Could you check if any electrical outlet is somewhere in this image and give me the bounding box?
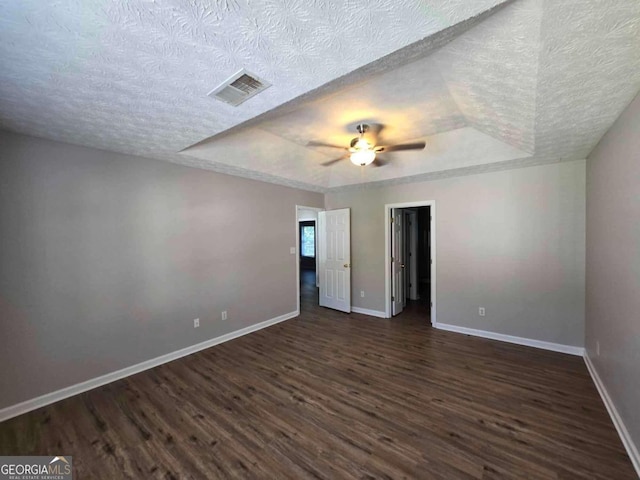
[221,310,227,321]
[290,247,296,255]
[193,318,200,328]
[596,341,600,356]
[478,307,485,317]
[360,290,365,298]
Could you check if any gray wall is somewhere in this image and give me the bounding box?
[326,160,586,347]
[586,93,640,448]
[0,131,323,409]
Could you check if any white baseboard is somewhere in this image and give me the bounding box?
[351,307,387,318]
[434,322,585,356]
[0,310,299,423]
[584,353,640,477]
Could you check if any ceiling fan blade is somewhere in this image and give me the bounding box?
[378,142,426,152]
[307,141,347,150]
[371,157,388,167]
[321,157,345,166]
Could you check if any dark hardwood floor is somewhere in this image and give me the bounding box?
[0,270,635,479]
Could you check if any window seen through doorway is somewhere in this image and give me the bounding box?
[301,224,315,258]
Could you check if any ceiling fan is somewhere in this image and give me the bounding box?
[307,124,426,167]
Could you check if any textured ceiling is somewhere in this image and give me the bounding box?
[1,0,640,192]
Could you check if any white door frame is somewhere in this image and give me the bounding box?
[384,201,436,324]
[296,205,324,314]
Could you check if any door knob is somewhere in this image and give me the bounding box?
[401,264,405,268]
[343,263,350,268]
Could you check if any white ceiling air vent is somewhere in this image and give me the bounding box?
[207,69,271,106]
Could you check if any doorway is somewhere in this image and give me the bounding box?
[385,201,435,324]
[296,206,323,313]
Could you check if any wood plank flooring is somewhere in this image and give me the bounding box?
[0,271,635,479]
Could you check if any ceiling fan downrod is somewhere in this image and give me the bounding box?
[356,124,369,135]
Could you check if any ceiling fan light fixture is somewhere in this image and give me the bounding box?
[350,149,376,166]
[310,122,424,168]
[354,138,371,150]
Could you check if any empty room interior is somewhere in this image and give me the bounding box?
[1,1,639,478]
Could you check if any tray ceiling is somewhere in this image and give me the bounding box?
[1,0,639,192]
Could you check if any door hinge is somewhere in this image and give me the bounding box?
[391,256,394,262]
[392,296,395,301]
[431,259,433,264]
[430,302,433,307]
[390,217,394,224]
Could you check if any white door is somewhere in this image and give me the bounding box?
[318,208,351,313]
[391,208,405,316]
[407,211,418,301]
